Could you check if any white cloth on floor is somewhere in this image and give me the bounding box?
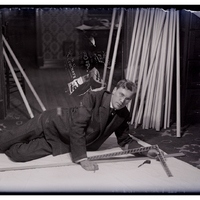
[0,135,200,193]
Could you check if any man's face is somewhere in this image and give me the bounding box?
[111,87,136,110]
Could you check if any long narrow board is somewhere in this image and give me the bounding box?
[0,151,184,173]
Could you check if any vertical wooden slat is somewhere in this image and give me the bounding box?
[126,8,139,111]
[107,8,124,91]
[155,11,169,131]
[167,10,176,128]
[126,8,139,79]
[127,9,145,83]
[176,10,181,137]
[164,9,176,128]
[102,8,116,87]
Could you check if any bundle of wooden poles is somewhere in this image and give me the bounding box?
[125,8,181,136]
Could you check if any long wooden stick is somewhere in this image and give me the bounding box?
[176,10,181,137]
[3,35,46,112]
[126,8,139,79]
[128,9,145,83]
[149,9,164,129]
[155,11,169,131]
[126,8,140,111]
[144,9,165,129]
[164,9,173,129]
[131,9,147,83]
[0,152,185,172]
[3,48,34,118]
[167,10,176,128]
[144,39,161,129]
[102,8,117,86]
[107,8,124,91]
[150,38,162,129]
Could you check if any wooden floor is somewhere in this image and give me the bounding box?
[5,57,122,120]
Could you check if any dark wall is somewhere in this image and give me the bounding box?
[0,12,6,119]
[37,8,86,68]
[1,8,36,67]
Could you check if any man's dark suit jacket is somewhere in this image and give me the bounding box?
[0,89,140,163]
[67,89,139,162]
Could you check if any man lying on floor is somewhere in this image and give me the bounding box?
[0,79,158,171]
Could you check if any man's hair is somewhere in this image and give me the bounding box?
[116,79,137,92]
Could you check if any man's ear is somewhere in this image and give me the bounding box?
[112,87,117,94]
[113,87,117,92]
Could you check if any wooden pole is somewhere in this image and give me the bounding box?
[141,8,157,93]
[164,9,174,129]
[126,8,139,78]
[126,8,139,111]
[107,8,124,91]
[154,11,169,131]
[131,9,147,82]
[150,39,162,129]
[3,48,34,118]
[167,9,176,128]
[144,38,161,129]
[126,8,140,111]
[164,10,172,129]
[176,10,181,137]
[2,35,46,112]
[102,8,117,86]
[128,9,145,83]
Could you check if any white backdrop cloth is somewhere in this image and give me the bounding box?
[0,135,200,193]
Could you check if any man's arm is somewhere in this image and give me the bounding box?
[115,118,159,159]
[69,90,101,172]
[114,116,141,148]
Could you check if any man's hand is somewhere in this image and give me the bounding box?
[147,149,165,160]
[80,160,99,171]
[147,149,159,158]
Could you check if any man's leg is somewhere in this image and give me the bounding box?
[0,113,44,152]
[5,137,52,162]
